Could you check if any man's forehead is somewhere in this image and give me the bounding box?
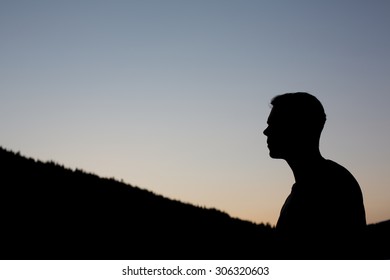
[267,107,290,123]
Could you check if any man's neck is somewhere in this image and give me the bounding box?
[286,152,325,184]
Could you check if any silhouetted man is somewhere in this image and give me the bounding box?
[263,92,366,258]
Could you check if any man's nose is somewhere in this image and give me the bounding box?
[263,126,269,136]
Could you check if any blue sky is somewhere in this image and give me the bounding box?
[1,0,389,224]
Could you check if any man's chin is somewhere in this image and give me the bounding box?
[269,150,284,159]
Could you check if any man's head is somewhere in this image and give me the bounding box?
[263,92,326,160]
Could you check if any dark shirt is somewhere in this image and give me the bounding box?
[276,159,366,258]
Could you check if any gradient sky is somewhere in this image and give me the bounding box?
[1,0,389,225]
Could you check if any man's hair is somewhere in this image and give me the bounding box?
[271,92,327,134]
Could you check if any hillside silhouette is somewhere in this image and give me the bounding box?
[0,146,274,259]
[0,146,389,259]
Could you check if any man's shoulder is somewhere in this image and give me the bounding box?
[321,159,363,198]
[323,159,359,182]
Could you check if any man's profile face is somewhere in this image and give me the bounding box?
[263,107,299,159]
